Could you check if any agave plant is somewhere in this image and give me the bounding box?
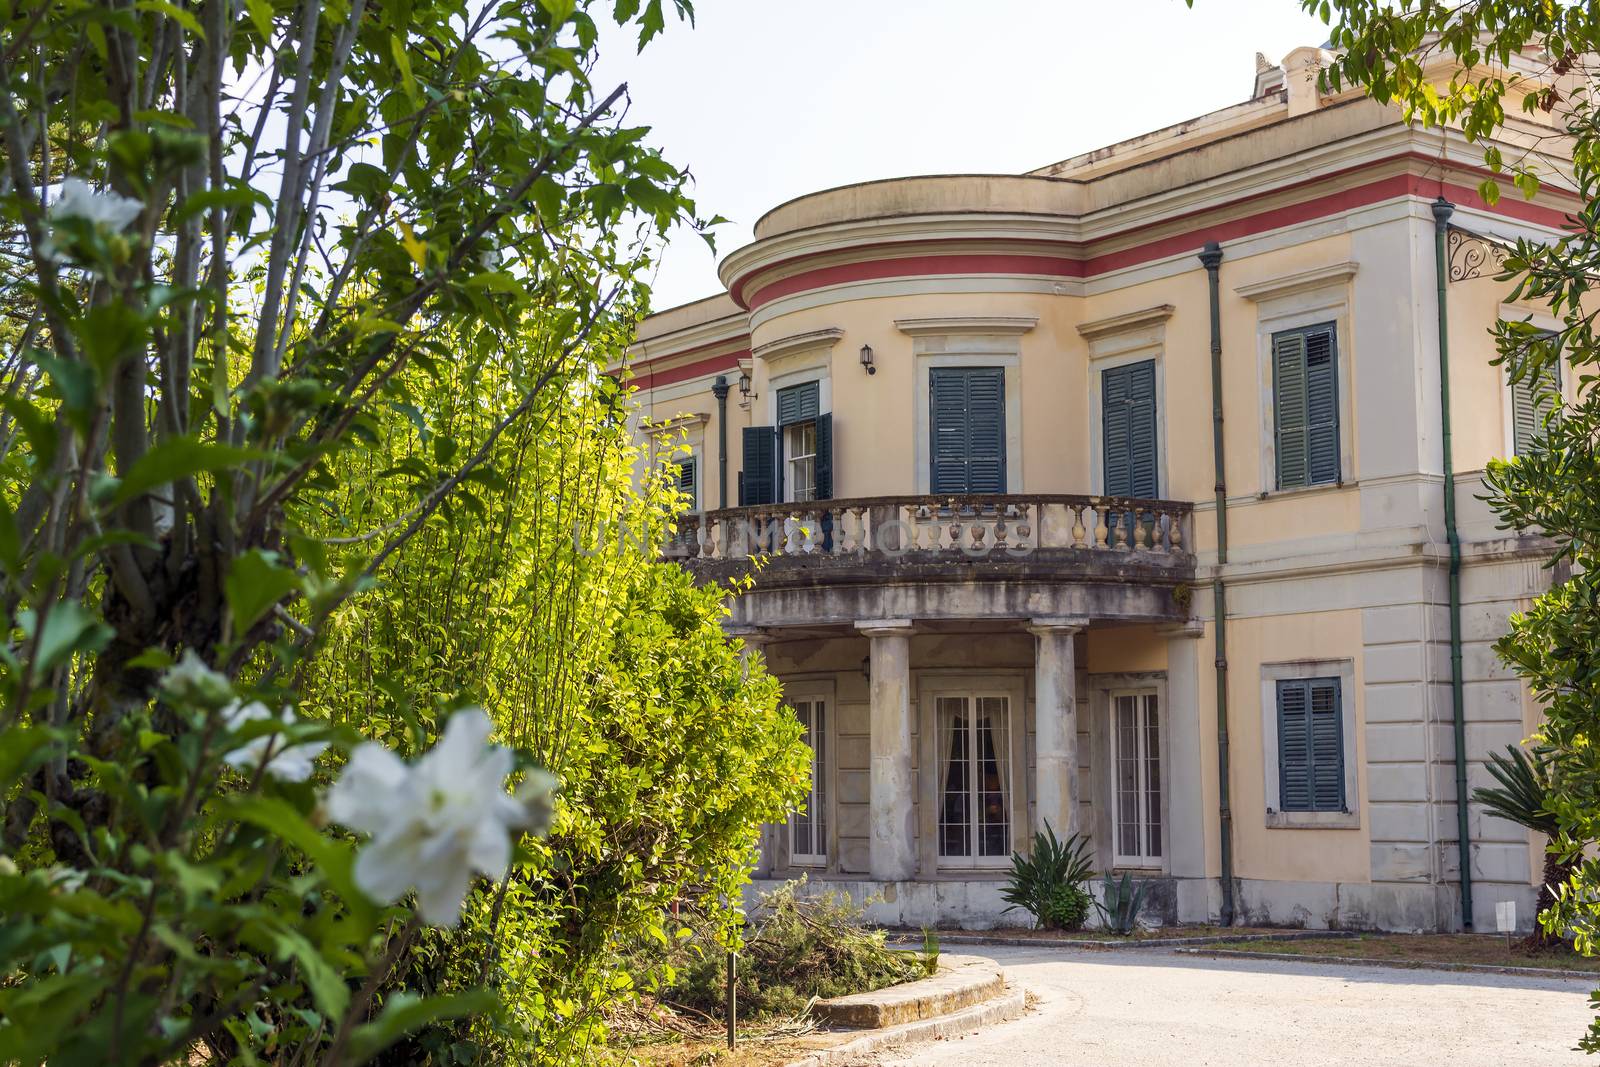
[1097,872,1150,936]
[1001,823,1096,930]
[1473,744,1573,946]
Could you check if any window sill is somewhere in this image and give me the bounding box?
[1111,862,1166,874]
[1255,480,1354,502]
[1265,809,1360,829]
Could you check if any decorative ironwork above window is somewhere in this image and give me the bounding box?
[1447,226,1512,283]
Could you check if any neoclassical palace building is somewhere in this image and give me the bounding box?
[618,46,1574,931]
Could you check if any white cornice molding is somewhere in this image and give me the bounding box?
[1234,262,1359,302]
[639,412,709,436]
[625,313,749,366]
[1076,304,1175,340]
[751,327,844,362]
[717,122,1574,302]
[893,315,1039,336]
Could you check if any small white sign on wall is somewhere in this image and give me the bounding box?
[1496,900,1518,934]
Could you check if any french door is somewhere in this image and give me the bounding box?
[935,694,1012,865]
[1112,691,1162,867]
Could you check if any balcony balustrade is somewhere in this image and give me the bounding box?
[664,494,1192,564]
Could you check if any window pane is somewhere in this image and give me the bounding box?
[1115,695,1139,857]
[938,697,971,857]
[1145,695,1162,858]
[789,700,826,860]
[976,696,1010,857]
[786,422,817,503]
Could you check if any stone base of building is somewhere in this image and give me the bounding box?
[746,875,1538,934]
[1233,878,1538,933]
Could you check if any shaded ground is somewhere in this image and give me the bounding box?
[901,924,1294,942]
[872,945,1592,1066]
[1203,932,1600,973]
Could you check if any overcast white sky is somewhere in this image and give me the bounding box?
[591,0,1330,311]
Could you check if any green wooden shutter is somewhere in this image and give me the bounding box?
[1273,331,1310,489]
[1308,678,1345,811]
[1305,326,1340,485]
[1511,360,1559,456]
[1277,677,1344,813]
[1277,680,1312,811]
[814,412,833,500]
[1102,360,1157,498]
[776,381,819,426]
[930,368,1007,494]
[1274,324,1339,489]
[675,458,696,510]
[741,426,779,506]
[930,368,969,494]
[966,369,1006,493]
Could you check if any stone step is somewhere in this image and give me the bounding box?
[812,953,1004,1029]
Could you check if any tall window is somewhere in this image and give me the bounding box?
[1510,356,1560,457]
[936,694,1011,863]
[929,367,1006,494]
[1112,692,1162,866]
[785,421,817,503]
[789,698,827,864]
[741,380,832,506]
[1272,323,1339,489]
[1276,677,1344,813]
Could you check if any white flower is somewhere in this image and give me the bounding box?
[161,650,233,707]
[49,177,143,231]
[221,700,328,783]
[325,707,533,926]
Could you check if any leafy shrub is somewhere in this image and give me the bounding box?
[658,881,931,1020]
[1097,872,1151,935]
[1045,882,1094,930]
[1001,823,1096,930]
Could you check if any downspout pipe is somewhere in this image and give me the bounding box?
[1432,198,1475,930]
[1199,240,1236,927]
[712,375,731,510]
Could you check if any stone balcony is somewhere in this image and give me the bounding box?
[666,494,1197,630]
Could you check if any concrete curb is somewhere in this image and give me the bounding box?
[1177,946,1600,981]
[892,929,1350,951]
[783,984,1028,1067]
[814,953,1000,1028]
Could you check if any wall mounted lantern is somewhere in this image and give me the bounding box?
[737,368,753,399]
[859,344,876,375]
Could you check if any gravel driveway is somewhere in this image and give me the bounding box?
[872,945,1594,1066]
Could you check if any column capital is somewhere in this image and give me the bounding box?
[1156,619,1205,640]
[727,626,771,647]
[855,619,915,637]
[1027,616,1089,637]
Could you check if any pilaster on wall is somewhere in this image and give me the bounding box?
[1443,557,1547,930]
[1362,594,1450,930]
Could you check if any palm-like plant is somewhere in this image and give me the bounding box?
[1002,823,1096,930]
[1473,744,1573,946]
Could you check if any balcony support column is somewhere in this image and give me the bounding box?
[1029,618,1088,840]
[856,620,918,882]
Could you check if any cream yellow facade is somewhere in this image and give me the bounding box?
[620,46,1570,931]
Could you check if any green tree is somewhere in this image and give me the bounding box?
[296,322,809,1060]
[1292,0,1600,1048]
[0,0,764,1062]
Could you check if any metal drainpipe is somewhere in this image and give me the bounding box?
[1199,241,1236,927]
[712,375,731,510]
[1432,198,1475,930]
